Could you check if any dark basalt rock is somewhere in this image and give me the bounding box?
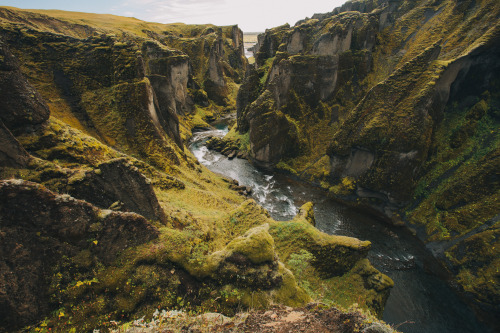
[246,91,302,167]
[236,66,261,133]
[0,121,31,167]
[0,179,158,331]
[142,41,191,148]
[68,158,169,224]
[0,38,49,134]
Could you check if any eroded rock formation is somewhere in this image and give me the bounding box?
[0,6,393,332]
[236,0,500,328]
[0,180,159,330]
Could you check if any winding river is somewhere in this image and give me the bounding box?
[189,123,491,333]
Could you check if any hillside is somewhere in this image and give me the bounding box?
[235,0,499,329]
[0,6,395,333]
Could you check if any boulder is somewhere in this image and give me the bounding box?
[178,223,311,305]
[68,158,168,224]
[0,179,158,330]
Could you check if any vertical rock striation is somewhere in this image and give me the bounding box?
[236,0,500,328]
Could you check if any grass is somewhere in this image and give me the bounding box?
[0,6,232,40]
[0,5,403,332]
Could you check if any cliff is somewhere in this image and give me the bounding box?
[236,0,499,328]
[0,7,394,332]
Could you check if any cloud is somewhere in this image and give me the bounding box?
[110,0,347,32]
[116,0,228,23]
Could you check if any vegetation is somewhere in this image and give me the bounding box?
[234,0,500,328]
[0,5,396,332]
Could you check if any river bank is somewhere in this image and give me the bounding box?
[189,124,492,333]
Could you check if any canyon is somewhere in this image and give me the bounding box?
[0,0,498,332]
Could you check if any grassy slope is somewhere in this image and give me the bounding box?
[1,6,223,38]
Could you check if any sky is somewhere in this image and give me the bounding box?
[2,0,349,32]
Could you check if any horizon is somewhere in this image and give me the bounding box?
[0,0,349,32]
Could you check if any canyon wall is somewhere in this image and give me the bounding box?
[0,7,393,332]
[236,0,500,328]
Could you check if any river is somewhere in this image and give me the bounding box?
[188,123,492,333]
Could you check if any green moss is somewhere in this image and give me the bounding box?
[226,224,275,264]
[445,223,500,308]
[407,84,500,242]
[18,117,121,167]
[259,56,275,86]
[267,216,391,317]
[294,202,316,226]
[224,125,251,152]
[329,177,357,197]
[0,6,403,331]
[271,263,312,306]
[270,220,370,276]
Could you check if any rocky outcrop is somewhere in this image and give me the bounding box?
[0,122,31,168]
[68,158,168,224]
[142,41,191,148]
[254,24,290,66]
[0,38,49,134]
[206,135,249,160]
[269,205,393,317]
[203,29,243,105]
[162,25,247,107]
[0,180,158,331]
[187,224,287,291]
[295,202,316,226]
[237,0,500,328]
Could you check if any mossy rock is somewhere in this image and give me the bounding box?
[225,223,275,264]
[294,202,316,226]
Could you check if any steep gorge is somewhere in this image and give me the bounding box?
[0,6,395,333]
[235,0,499,329]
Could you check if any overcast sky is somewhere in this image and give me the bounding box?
[2,0,348,32]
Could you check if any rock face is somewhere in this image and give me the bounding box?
[142,41,191,148]
[0,37,48,167]
[0,38,49,134]
[236,0,500,328]
[0,8,247,170]
[239,12,376,167]
[163,25,247,107]
[69,158,168,224]
[0,122,31,167]
[0,180,158,331]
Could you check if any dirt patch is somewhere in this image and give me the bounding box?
[116,304,394,332]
